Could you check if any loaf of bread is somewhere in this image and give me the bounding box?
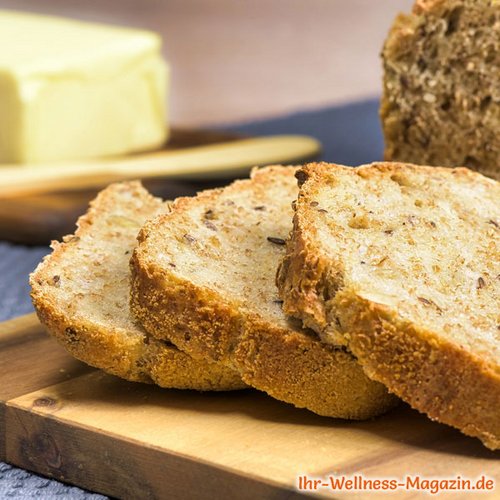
[277,162,500,449]
[381,0,499,180]
[30,182,246,391]
[131,165,397,419]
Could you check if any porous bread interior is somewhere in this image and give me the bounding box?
[295,162,499,369]
[132,166,398,418]
[30,182,246,390]
[150,166,302,332]
[381,0,500,179]
[38,183,164,342]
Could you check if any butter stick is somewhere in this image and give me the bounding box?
[0,10,168,163]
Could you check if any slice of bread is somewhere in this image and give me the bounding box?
[277,161,500,449]
[130,165,397,419]
[30,182,245,391]
[381,0,499,180]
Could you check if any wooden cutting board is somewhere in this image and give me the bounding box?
[1,314,498,499]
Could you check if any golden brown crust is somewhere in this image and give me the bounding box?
[277,161,500,449]
[339,292,500,450]
[30,182,246,392]
[131,166,398,419]
[131,256,396,418]
[31,287,150,382]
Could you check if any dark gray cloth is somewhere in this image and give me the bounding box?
[228,98,383,166]
[0,98,383,498]
[0,463,104,499]
[0,243,48,321]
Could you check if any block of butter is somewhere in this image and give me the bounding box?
[0,10,168,164]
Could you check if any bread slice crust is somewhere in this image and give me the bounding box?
[277,161,500,449]
[131,166,398,419]
[30,182,246,391]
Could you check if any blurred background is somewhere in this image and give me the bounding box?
[0,0,417,245]
[0,0,414,126]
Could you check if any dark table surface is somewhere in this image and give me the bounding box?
[0,98,383,499]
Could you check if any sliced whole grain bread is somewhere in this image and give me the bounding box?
[277,161,500,449]
[130,165,398,419]
[381,0,500,180]
[30,182,245,391]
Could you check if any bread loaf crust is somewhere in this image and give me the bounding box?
[381,0,500,179]
[277,162,500,449]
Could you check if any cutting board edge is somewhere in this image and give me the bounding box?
[4,402,315,500]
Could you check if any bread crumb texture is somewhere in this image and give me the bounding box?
[381,0,500,180]
[30,181,246,391]
[131,166,398,419]
[278,162,500,449]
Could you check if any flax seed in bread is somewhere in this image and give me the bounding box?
[131,166,397,419]
[30,182,245,391]
[381,0,500,180]
[277,161,500,449]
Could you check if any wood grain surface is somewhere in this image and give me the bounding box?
[1,313,498,499]
[0,314,91,461]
